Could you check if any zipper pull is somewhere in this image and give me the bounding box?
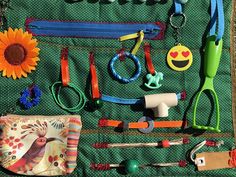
[119,31,144,55]
[144,28,159,34]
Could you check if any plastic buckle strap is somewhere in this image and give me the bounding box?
[89,52,101,99]
[174,0,183,14]
[210,0,224,42]
[119,30,144,55]
[144,42,155,75]
[61,48,70,86]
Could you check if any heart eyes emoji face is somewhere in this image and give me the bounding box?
[167,45,193,71]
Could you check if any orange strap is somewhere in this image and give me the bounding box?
[144,43,155,75]
[61,48,70,86]
[98,118,184,129]
[89,52,101,99]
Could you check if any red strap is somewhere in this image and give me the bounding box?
[144,43,155,75]
[117,48,126,61]
[61,48,70,86]
[89,52,101,99]
[229,149,236,167]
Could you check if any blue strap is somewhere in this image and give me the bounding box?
[210,0,224,42]
[216,0,224,42]
[174,0,182,14]
[101,94,143,105]
[210,0,217,36]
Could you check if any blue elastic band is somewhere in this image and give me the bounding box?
[210,0,224,42]
[101,94,143,105]
[174,0,182,14]
[109,51,141,84]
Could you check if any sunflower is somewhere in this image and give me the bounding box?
[0,28,40,79]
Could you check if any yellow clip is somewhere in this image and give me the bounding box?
[119,30,144,55]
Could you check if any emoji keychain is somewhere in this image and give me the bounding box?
[167,0,193,71]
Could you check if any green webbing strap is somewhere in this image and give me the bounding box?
[51,81,86,113]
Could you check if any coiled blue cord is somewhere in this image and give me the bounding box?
[109,51,141,84]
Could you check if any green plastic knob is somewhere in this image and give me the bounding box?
[123,160,139,174]
[88,99,103,110]
[92,99,103,109]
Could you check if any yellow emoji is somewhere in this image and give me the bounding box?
[167,44,193,71]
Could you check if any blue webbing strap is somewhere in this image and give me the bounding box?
[174,0,182,14]
[101,95,143,105]
[210,0,225,42]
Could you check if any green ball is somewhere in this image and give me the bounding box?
[123,160,139,174]
[92,99,103,109]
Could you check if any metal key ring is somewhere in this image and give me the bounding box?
[169,12,187,29]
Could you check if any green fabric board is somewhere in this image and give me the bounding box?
[0,0,234,176]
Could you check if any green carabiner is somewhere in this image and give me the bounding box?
[192,35,223,132]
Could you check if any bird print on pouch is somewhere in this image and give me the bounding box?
[4,120,63,174]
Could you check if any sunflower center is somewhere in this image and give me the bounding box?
[4,44,27,65]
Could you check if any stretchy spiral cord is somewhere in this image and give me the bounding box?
[51,81,86,113]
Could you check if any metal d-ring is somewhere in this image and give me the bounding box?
[169,12,187,29]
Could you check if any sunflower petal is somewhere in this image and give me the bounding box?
[21,70,27,77]
[0,32,10,46]
[27,48,40,58]
[0,59,9,71]
[14,66,23,79]
[7,28,16,44]
[22,32,33,43]
[0,41,7,50]
[29,66,36,71]
[34,57,40,61]
[12,70,17,80]
[6,65,14,78]
[25,58,37,66]
[25,39,38,50]
[2,69,6,76]
[15,28,24,43]
[21,62,31,73]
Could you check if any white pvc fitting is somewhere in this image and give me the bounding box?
[144,93,178,117]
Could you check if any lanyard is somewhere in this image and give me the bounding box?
[210,0,224,42]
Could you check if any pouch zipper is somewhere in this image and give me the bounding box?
[26,18,166,40]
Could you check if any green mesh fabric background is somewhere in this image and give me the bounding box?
[0,0,234,176]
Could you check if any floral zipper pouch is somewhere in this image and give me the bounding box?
[0,114,82,176]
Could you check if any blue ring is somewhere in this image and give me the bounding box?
[109,51,141,83]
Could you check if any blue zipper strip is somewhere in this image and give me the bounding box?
[26,19,166,40]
